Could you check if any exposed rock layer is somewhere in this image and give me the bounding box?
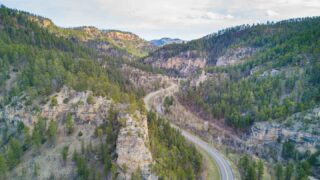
[116,112,157,180]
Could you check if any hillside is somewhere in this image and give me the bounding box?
[0,6,203,180]
[29,15,155,59]
[145,17,320,178]
[0,7,135,106]
[144,17,320,75]
[144,17,320,129]
[175,17,320,128]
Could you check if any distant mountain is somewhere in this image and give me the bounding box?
[150,37,184,46]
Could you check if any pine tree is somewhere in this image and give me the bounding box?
[6,138,23,168]
[0,155,7,178]
[285,163,294,180]
[62,146,69,164]
[275,164,284,180]
[65,113,74,135]
[50,96,58,107]
[257,160,264,180]
[32,130,42,150]
[47,120,58,144]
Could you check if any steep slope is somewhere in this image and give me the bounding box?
[29,16,155,59]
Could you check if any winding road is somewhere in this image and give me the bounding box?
[144,82,235,180]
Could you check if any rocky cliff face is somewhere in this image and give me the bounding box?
[1,86,158,179]
[102,30,156,57]
[121,65,170,94]
[28,16,54,28]
[1,86,111,127]
[105,31,140,41]
[143,46,258,76]
[144,50,206,76]
[216,47,257,66]
[0,86,112,179]
[116,112,157,180]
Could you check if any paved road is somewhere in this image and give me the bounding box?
[144,83,235,180]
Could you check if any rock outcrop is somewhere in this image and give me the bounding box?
[121,65,170,93]
[1,86,111,127]
[116,112,157,180]
[216,47,257,66]
[0,86,112,179]
[144,50,206,76]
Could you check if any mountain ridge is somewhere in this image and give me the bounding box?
[143,16,320,75]
[28,14,156,59]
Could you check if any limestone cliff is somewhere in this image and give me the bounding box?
[144,50,206,76]
[121,65,170,94]
[116,112,157,180]
[0,86,112,179]
[216,47,257,66]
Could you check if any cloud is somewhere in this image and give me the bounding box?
[279,0,320,8]
[183,12,234,23]
[266,10,279,17]
[202,12,234,20]
[2,0,320,40]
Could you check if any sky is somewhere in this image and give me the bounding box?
[2,0,320,40]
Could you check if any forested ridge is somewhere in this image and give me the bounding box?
[179,17,320,129]
[147,17,320,65]
[0,5,142,178]
[0,5,140,107]
[173,17,320,179]
[29,15,155,58]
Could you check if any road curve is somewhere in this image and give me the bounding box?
[144,82,235,180]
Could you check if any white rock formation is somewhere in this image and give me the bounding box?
[116,112,157,180]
